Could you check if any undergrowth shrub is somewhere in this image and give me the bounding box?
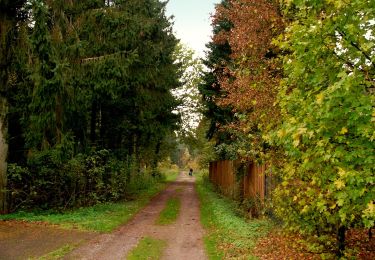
[7,149,158,211]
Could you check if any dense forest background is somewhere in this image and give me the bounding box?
[0,0,195,212]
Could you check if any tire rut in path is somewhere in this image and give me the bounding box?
[65,172,207,260]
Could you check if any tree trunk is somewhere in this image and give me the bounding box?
[98,103,105,148]
[90,99,97,144]
[0,17,10,214]
[131,133,137,156]
[337,225,346,257]
[0,96,8,214]
[55,94,63,145]
[152,140,162,171]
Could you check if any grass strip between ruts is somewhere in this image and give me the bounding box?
[30,244,77,260]
[156,197,181,225]
[126,237,167,260]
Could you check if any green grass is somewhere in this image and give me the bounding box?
[156,197,181,225]
[127,237,167,260]
[162,169,179,182]
[31,244,76,260]
[196,172,273,259]
[0,183,166,233]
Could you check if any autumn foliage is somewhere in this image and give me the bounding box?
[211,0,284,161]
[203,0,374,257]
[218,0,283,114]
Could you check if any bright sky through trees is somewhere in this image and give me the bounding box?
[166,0,220,57]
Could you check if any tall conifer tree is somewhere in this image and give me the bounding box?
[199,0,235,159]
[0,0,27,213]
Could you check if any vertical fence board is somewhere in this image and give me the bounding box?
[209,160,269,201]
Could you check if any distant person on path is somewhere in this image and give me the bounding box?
[189,168,193,176]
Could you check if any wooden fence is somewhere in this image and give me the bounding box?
[209,160,271,201]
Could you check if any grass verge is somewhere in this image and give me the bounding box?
[1,169,180,232]
[31,244,76,260]
[127,237,167,260]
[156,197,181,225]
[196,172,273,259]
[162,168,179,182]
[0,183,165,233]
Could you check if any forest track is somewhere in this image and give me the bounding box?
[65,172,207,260]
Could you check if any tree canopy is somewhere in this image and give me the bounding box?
[1,0,182,211]
[272,0,374,254]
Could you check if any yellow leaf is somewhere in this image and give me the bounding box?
[297,127,307,135]
[301,205,309,213]
[316,93,324,105]
[282,0,293,7]
[277,129,286,138]
[293,132,301,147]
[334,179,345,190]
[330,204,337,209]
[337,167,346,177]
[366,202,374,214]
[339,127,348,135]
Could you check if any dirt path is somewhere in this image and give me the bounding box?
[65,172,207,260]
[0,221,93,260]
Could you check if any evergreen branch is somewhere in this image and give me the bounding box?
[80,50,131,63]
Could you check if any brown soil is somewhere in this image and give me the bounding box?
[64,172,207,260]
[0,220,93,260]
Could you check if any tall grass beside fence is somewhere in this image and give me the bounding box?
[196,171,273,259]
